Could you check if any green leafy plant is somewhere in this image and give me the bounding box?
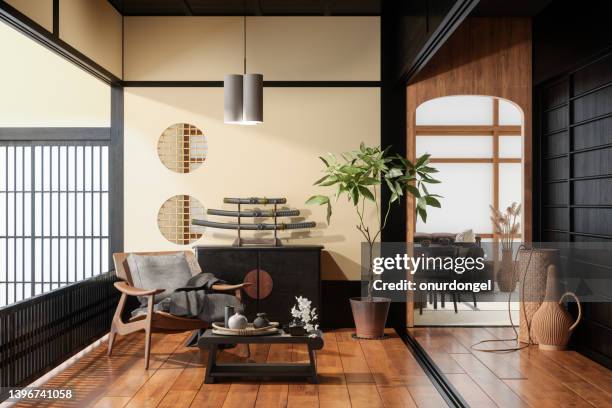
[306,143,441,299]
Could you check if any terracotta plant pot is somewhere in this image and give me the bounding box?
[496,249,517,292]
[350,297,391,339]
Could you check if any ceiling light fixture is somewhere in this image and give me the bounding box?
[224,4,263,125]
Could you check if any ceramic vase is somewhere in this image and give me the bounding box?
[228,312,248,329]
[531,264,582,350]
[253,313,270,329]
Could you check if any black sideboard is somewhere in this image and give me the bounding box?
[194,245,323,324]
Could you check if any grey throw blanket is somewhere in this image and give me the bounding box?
[131,272,243,323]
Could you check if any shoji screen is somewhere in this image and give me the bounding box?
[415,96,523,240]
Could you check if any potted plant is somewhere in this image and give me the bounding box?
[306,143,440,338]
[490,202,521,292]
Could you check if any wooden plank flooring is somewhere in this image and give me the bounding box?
[410,327,612,408]
[13,329,445,408]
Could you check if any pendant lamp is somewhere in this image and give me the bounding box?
[224,11,263,125]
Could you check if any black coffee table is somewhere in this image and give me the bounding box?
[198,329,324,384]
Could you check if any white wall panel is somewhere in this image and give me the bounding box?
[499,136,522,158]
[415,163,493,233]
[416,96,493,125]
[499,163,522,214]
[499,99,522,125]
[417,136,492,158]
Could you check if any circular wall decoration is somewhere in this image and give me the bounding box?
[157,123,208,173]
[157,195,206,245]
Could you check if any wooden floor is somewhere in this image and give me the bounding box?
[411,327,612,408]
[14,329,447,408]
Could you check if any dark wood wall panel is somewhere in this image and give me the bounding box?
[573,148,612,178]
[543,208,569,231]
[544,131,569,157]
[573,54,612,95]
[543,183,568,205]
[572,86,612,123]
[542,81,568,107]
[574,179,612,205]
[544,157,568,181]
[573,208,612,236]
[543,107,568,133]
[535,47,612,368]
[573,117,612,150]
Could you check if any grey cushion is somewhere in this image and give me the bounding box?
[127,253,193,303]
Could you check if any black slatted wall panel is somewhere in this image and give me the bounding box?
[536,50,612,367]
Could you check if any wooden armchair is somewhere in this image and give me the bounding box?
[108,250,250,368]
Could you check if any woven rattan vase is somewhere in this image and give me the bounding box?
[497,249,517,292]
[517,248,560,344]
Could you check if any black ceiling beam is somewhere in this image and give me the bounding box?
[180,0,194,16]
[400,0,480,84]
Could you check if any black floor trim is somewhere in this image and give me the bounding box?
[396,328,469,408]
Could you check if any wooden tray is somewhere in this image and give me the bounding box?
[211,322,279,336]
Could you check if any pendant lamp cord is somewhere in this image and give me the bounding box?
[243,0,247,75]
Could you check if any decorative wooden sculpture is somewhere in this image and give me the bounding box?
[192,197,315,246]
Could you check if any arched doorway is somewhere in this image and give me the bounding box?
[410,95,524,326]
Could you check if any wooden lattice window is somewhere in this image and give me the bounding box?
[157,123,207,173]
[157,195,205,245]
[412,96,523,241]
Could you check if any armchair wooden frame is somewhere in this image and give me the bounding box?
[108,250,250,369]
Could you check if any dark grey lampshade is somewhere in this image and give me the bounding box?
[243,74,263,124]
[224,74,243,124]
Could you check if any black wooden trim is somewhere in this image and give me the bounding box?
[263,81,380,87]
[397,329,469,408]
[115,13,380,17]
[52,0,59,37]
[0,2,121,85]
[109,85,124,257]
[401,0,479,84]
[0,128,111,141]
[122,80,381,88]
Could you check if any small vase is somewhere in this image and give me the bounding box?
[253,313,270,329]
[496,249,517,292]
[531,265,582,350]
[228,312,248,329]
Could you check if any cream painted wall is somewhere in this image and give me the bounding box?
[5,0,52,31]
[59,0,122,78]
[124,16,380,81]
[247,17,379,81]
[0,21,110,126]
[124,87,380,280]
[124,17,242,81]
